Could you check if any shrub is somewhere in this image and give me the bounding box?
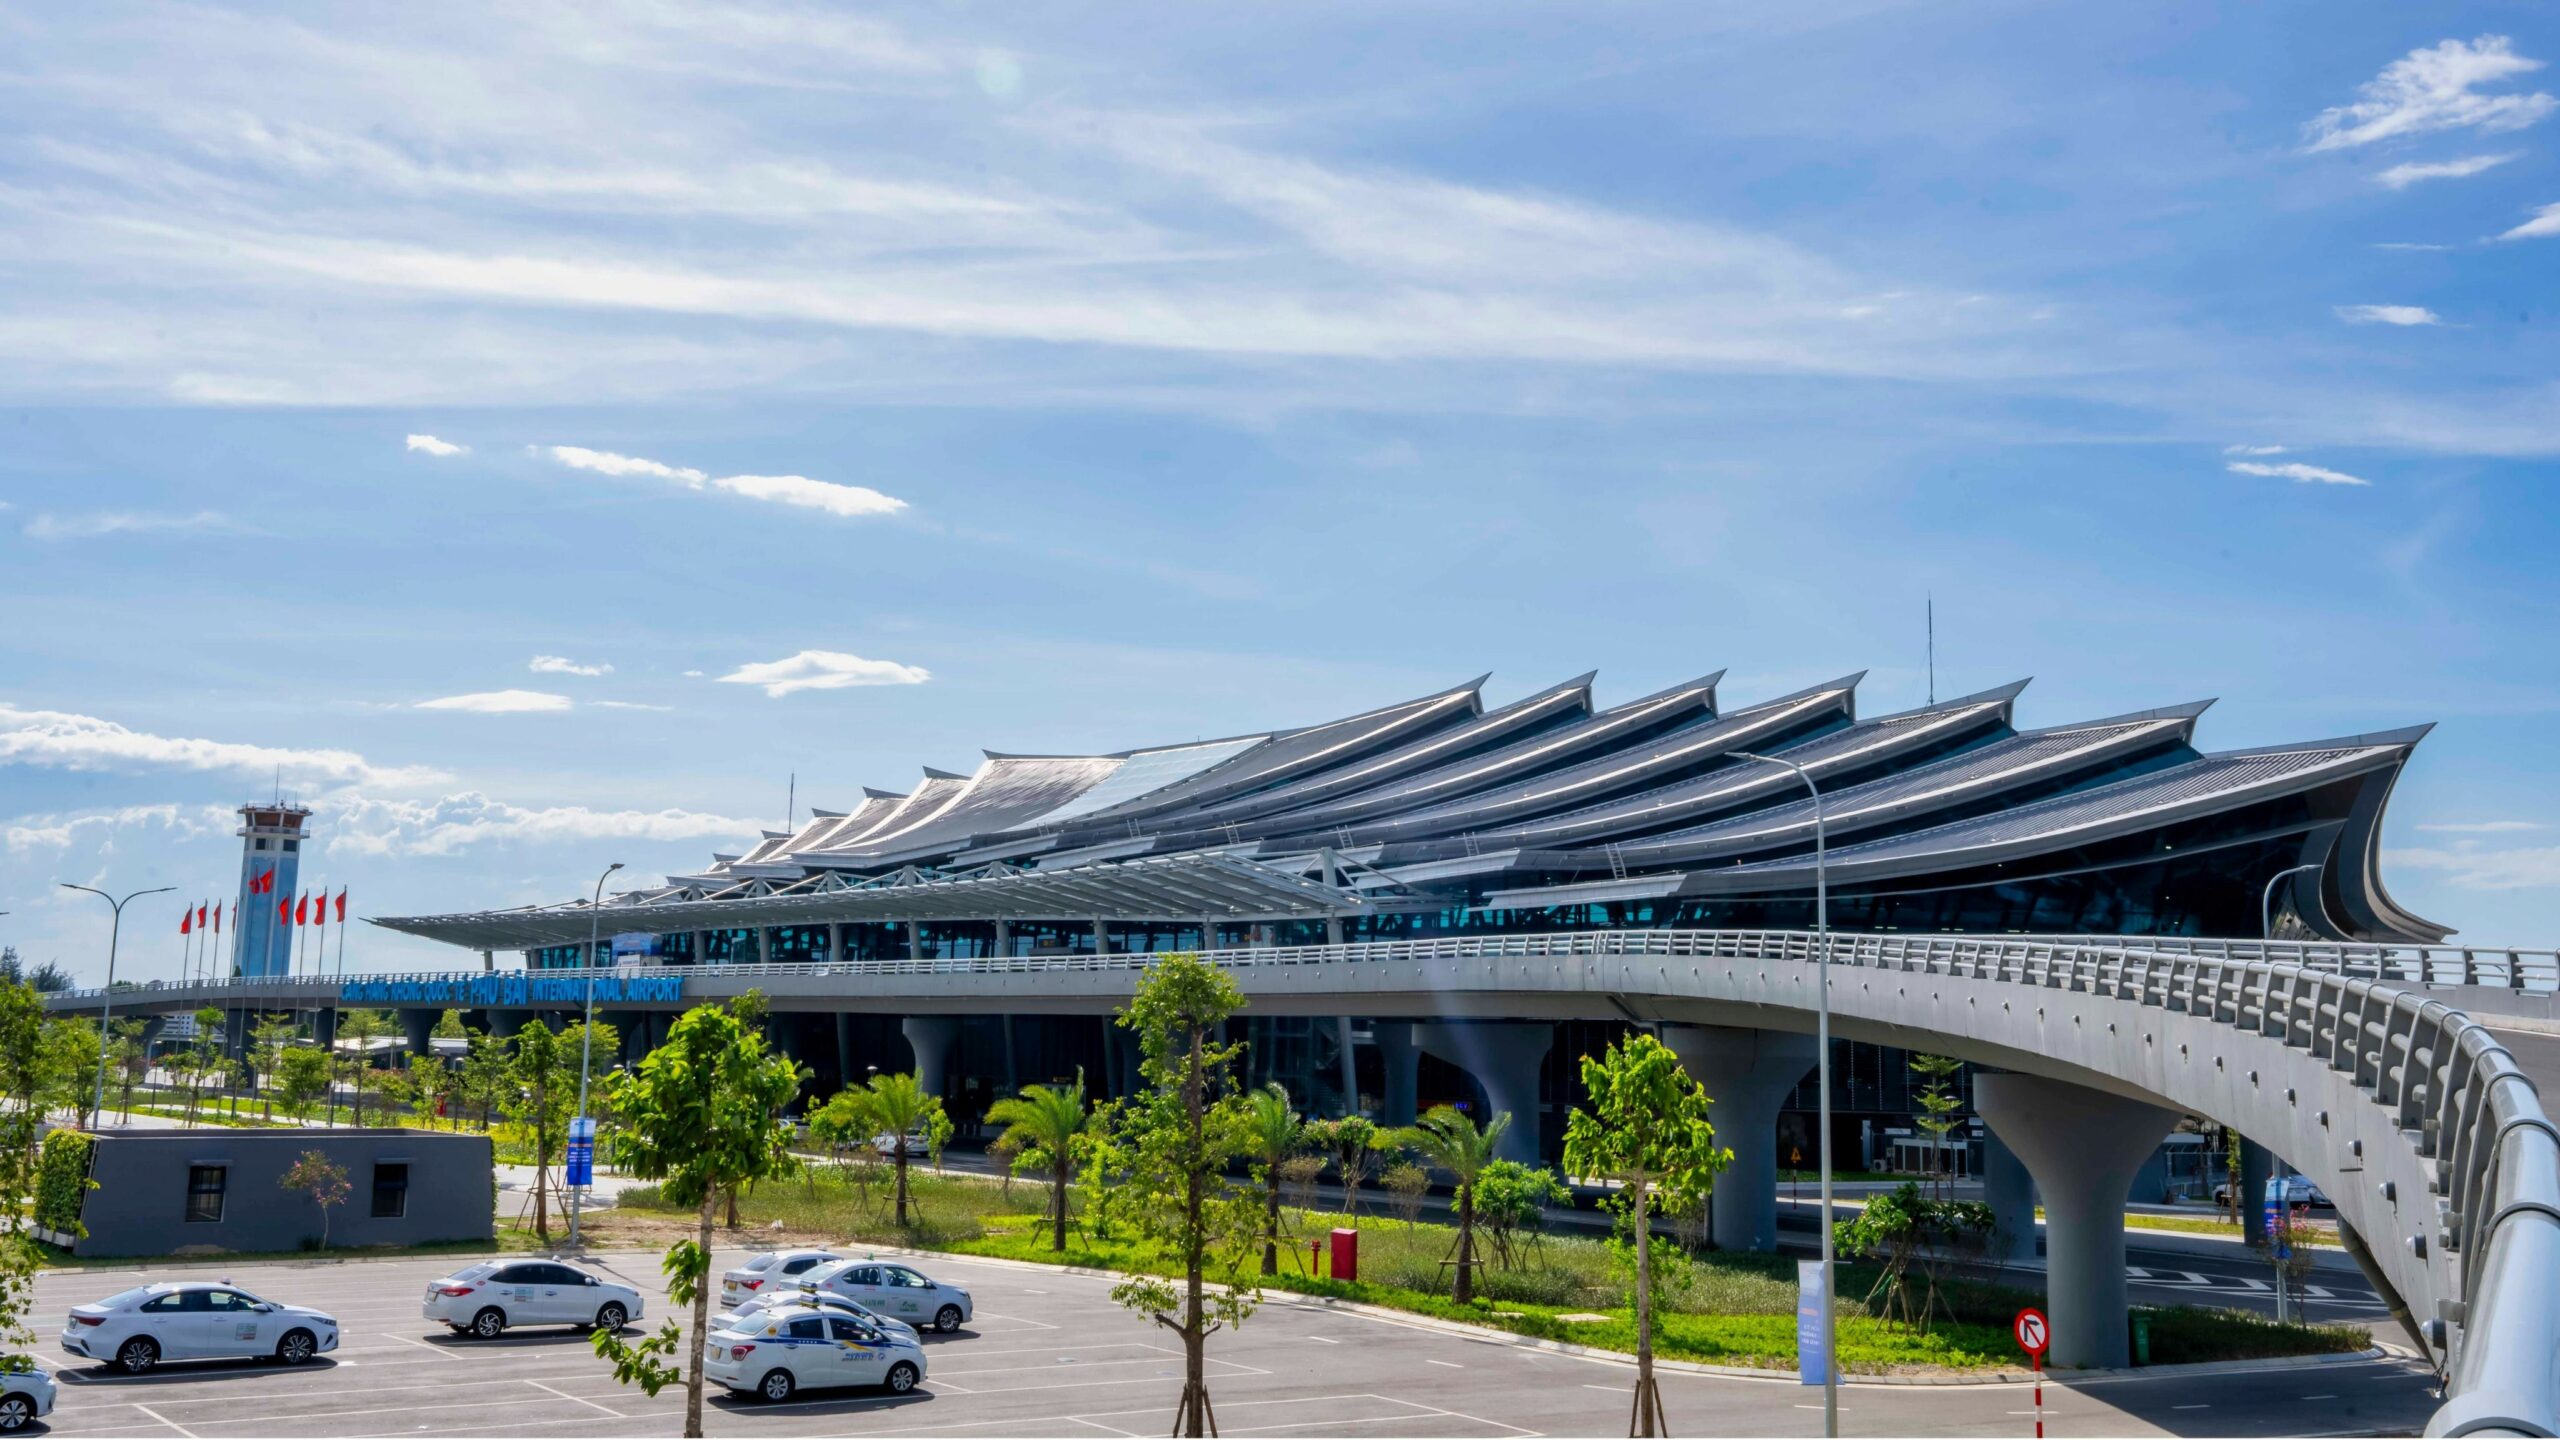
[35,1130,94,1234]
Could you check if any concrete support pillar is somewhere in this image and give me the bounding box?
[487,1009,526,1039]
[695,931,713,966]
[2239,1138,2274,1247]
[834,1015,855,1090]
[1975,1073,2178,1370]
[1415,1022,1550,1164]
[908,923,925,963]
[310,1008,337,1054]
[479,949,495,972]
[827,922,844,963]
[1336,1018,1360,1119]
[1000,1015,1019,1095]
[402,1010,435,1059]
[1980,1123,2038,1263]
[1660,1025,1819,1252]
[992,919,1010,959]
[1371,1020,1418,1125]
[1092,918,1109,955]
[902,1016,958,1098]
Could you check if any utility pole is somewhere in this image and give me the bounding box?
[568,861,622,1249]
[62,883,174,1125]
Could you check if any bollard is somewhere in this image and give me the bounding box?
[1329,1227,1358,1284]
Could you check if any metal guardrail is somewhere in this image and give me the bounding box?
[42,926,2560,1428]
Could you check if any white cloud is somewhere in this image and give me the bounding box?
[2373,242,2455,252]
[325,791,758,858]
[2223,443,2288,456]
[681,670,705,678]
[718,650,930,697]
[2334,304,2442,326]
[0,701,444,787]
[593,700,673,711]
[2304,36,2556,152]
[2494,202,2560,241]
[538,446,907,520]
[405,432,467,456]
[23,510,240,541]
[414,689,575,714]
[714,473,905,518]
[2416,820,2546,834]
[3,802,233,853]
[529,655,612,677]
[2228,460,2373,487]
[2389,844,2560,890]
[2376,154,2517,188]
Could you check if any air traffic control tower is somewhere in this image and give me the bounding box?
[231,802,311,979]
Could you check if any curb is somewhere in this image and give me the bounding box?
[846,1240,2395,1389]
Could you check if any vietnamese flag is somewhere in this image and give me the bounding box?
[213,903,223,934]
[335,889,347,923]
[295,894,309,926]
[197,901,209,931]
[179,906,193,936]
[277,896,291,927]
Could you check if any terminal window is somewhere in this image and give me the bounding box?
[184,1165,227,1223]
[371,1162,409,1219]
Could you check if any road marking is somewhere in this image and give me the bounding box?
[523,1378,621,1418]
[2174,1403,2212,1410]
[1066,1419,1142,1438]
[131,1404,199,1438]
[1306,1335,1340,1344]
[372,1333,463,1360]
[1425,1358,1465,1368]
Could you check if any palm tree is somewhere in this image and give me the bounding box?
[812,1072,941,1227]
[1245,1084,1306,1276]
[1397,1105,1509,1305]
[985,1073,1090,1251]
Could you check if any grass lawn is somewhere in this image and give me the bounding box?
[2120,1212,2340,1248]
[607,1165,2365,1375]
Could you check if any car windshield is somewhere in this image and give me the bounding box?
[95,1287,153,1309]
[450,1265,495,1282]
[741,1255,775,1272]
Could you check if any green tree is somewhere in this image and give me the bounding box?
[591,1004,801,1440]
[39,1017,100,1131]
[1833,1180,1995,1332]
[458,1029,510,1130]
[1309,1114,1380,1214]
[250,1017,298,1119]
[279,1151,352,1250]
[407,1051,458,1129]
[1111,953,1260,1437]
[1562,1033,1730,1439]
[179,1008,223,1128]
[1474,1159,1571,1269]
[274,1047,333,1124]
[106,1019,148,1122]
[811,1072,942,1228]
[1075,1101,1133,1242]
[1396,1106,1509,1305]
[0,979,57,1370]
[335,1009,398,1125]
[1907,1053,1964,1205]
[985,1073,1090,1252]
[431,1008,468,1039]
[1243,1083,1307,1275]
[503,1020,577,1241]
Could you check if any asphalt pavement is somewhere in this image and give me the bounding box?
[23,1246,2438,1438]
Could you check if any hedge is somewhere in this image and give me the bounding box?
[35,1130,94,1234]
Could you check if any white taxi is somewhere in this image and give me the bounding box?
[63,1281,339,1373]
[718,1248,839,1309]
[423,1259,645,1339]
[0,1368,55,1430]
[703,1303,925,1403]
[715,1281,917,1341]
[820,1258,972,1333]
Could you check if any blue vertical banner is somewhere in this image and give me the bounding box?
[566,1116,596,1188]
[1796,1260,1830,1385]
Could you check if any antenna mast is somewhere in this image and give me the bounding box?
[786,772,796,830]
[1927,594,1936,705]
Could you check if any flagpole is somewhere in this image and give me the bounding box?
[335,891,348,983]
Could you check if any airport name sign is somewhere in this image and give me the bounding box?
[339,973,686,1006]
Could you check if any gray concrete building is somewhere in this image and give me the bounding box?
[71,1129,492,1259]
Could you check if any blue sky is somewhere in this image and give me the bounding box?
[3,2,2556,978]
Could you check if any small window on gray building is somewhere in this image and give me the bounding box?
[371,1162,409,1219]
[185,1165,227,1223]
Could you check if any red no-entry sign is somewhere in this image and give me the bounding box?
[2013,1307,2049,1358]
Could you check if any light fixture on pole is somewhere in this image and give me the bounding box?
[61,883,174,1126]
[2258,861,2319,1325]
[567,861,622,1249]
[1731,749,1836,1438]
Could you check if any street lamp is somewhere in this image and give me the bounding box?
[1731,749,1836,1438]
[568,861,622,1249]
[61,883,174,1126]
[2259,861,2319,1325]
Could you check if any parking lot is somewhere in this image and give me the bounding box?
[26,1248,2440,1437]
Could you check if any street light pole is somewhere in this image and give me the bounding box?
[61,883,174,1126]
[2259,861,2319,1325]
[567,861,621,1249]
[1733,750,1834,1438]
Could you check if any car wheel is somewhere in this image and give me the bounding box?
[594,1302,628,1332]
[277,1328,318,1365]
[116,1336,159,1374]
[759,1369,795,1403]
[884,1361,919,1394]
[934,1304,963,1334]
[0,1394,31,1430]
[470,1307,506,1339]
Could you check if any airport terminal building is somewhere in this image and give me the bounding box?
[374,669,2446,1151]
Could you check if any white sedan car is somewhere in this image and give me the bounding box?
[423,1259,644,1339]
[718,1248,839,1309]
[63,1282,339,1373]
[818,1259,972,1333]
[715,1283,918,1341]
[0,1369,56,1430]
[704,1304,926,1403]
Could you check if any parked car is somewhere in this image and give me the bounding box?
[714,1281,918,1340]
[422,1258,644,1339]
[703,1303,925,1403]
[719,1248,840,1309]
[64,1281,339,1373]
[0,1368,56,1430]
[818,1258,972,1333]
[2214,1175,2332,1209]
[872,1129,929,1158]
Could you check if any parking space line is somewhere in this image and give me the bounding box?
[525,1378,624,1418]
[130,1405,199,1438]
[372,1331,465,1360]
[1424,1358,1464,1368]
[1066,1419,1143,1438]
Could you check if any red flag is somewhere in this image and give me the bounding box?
[249,868,268,895]
[215,903,225,934]
[180,907,192,936]
[197,901,209,930]
[277,896,291,927]
[295,894,309,926]
[335,889,347,923]
[311,894,325,929]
